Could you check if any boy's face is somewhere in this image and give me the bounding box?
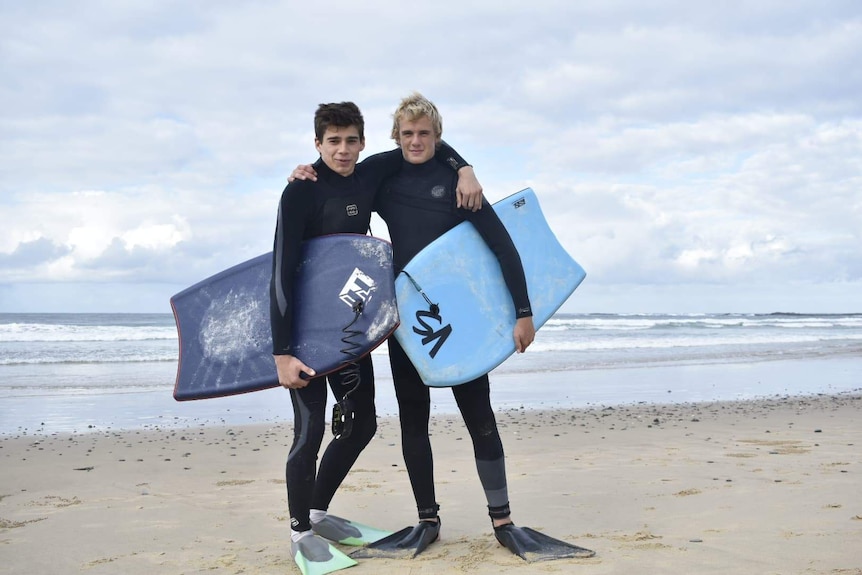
[395,115,439,165]
[315,125,365,176]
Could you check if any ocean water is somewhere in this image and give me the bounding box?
[1,312,860,435]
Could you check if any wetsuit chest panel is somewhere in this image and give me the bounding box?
[317,194,373,235]
[302,170,375,238]
[378,162,462,271]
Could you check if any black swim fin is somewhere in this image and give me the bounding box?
[494,523,595,562]
[350,519,441,559]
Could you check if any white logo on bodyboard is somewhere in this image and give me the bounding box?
[339,268,376,308]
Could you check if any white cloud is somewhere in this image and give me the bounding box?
[1,0,861,312]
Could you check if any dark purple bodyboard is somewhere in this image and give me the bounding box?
[170,234,398,400]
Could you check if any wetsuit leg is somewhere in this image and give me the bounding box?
[310,355,377,511]
[388,337,437,514]
[286,376,328,533]
[452,376,510,514]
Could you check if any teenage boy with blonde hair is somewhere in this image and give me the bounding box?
[352,92,594,561]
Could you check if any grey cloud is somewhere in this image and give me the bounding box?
[0,238,70,267]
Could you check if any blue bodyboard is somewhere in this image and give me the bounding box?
[393,188,585,387]
[171,234,399,400]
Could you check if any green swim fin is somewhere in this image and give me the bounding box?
[311,514,393,546]
[291,534,357,575]
[494,524,595,562]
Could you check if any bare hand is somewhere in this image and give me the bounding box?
[274,354,316,388]
[456,166,483,211]
[288,164,318,183]
[513,317,535,353]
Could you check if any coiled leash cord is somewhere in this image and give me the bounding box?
[331,300,364,440]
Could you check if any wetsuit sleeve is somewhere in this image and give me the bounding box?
[270,181,314,355]
[356,148,406,195]
[464,202,533,318]
[435,140,471,171]
[360,141,469,186]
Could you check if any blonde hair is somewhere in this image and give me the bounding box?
[390,92,443,141]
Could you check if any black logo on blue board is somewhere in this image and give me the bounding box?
[413,309,452,359]
[512,198,526,209]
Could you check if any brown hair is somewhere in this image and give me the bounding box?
[314,102,365,141]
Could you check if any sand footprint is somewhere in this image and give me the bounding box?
[28,495,82,508]
[215,479,255,487]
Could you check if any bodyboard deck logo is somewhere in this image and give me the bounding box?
[412,308,452,359]
[339,268,376,308]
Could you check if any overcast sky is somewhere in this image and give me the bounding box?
[2,1,860,314]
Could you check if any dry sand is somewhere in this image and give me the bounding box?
[2,393,861,574]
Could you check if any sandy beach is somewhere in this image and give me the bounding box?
[2,393,861,575]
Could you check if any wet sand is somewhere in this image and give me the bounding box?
[2,393,861,574]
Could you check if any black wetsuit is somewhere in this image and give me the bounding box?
[270,145,467,534]
[375,159,532,522]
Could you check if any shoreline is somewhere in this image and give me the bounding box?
[2,392,861,574]
[3,354,862,436]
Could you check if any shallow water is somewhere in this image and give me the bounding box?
[2,312,860,434]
